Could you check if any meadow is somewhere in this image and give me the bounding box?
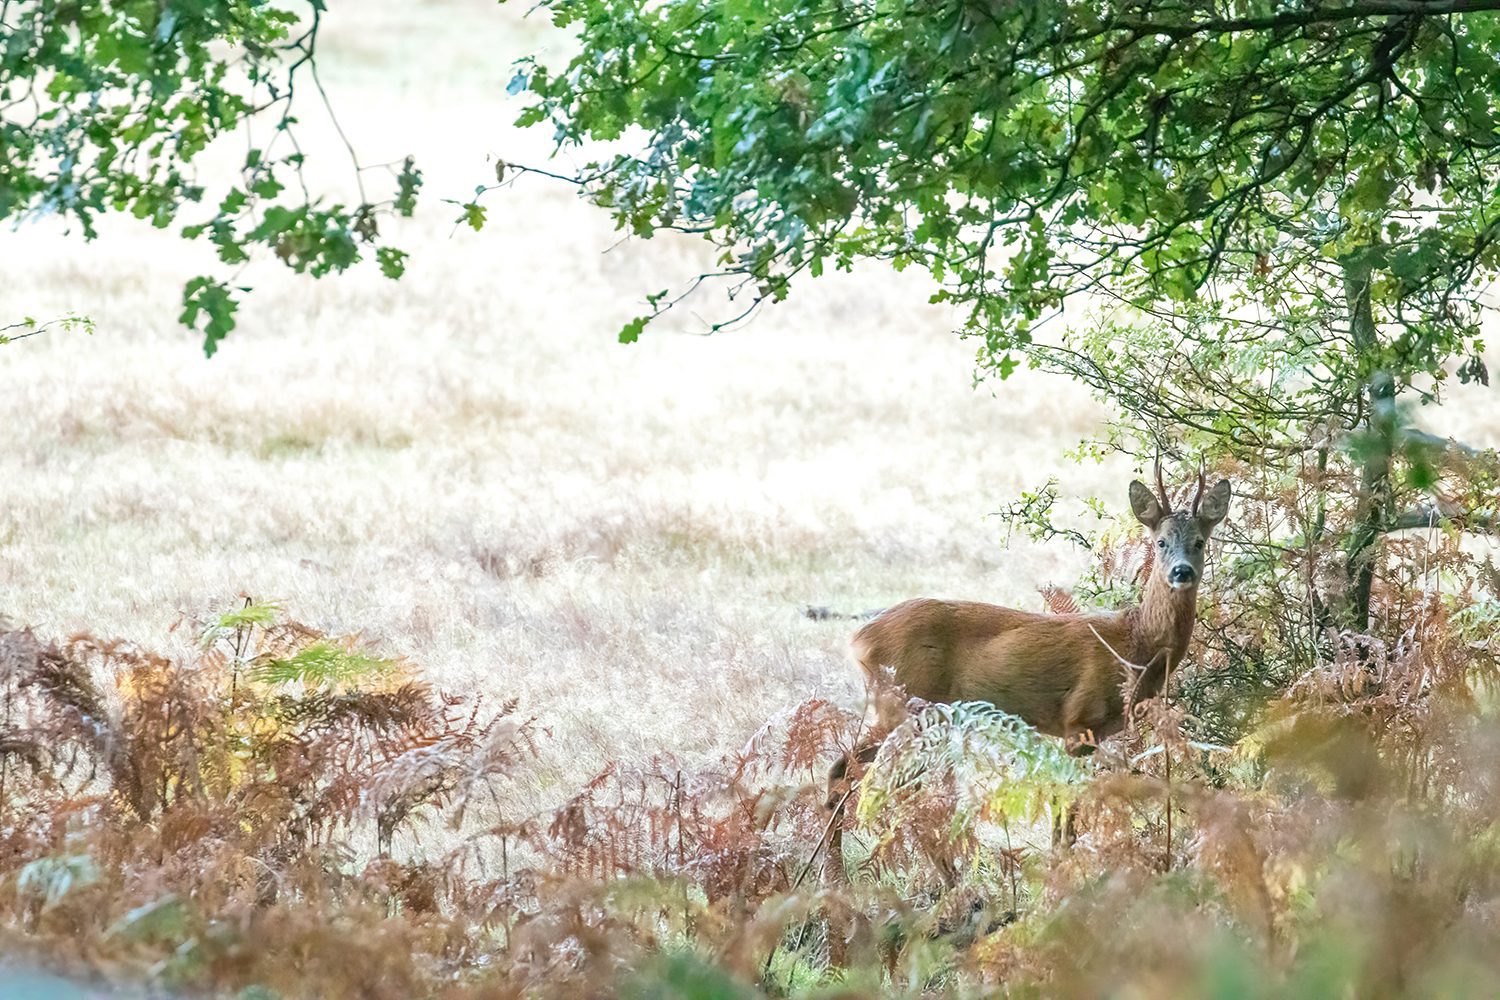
[5,3,1500,997]
[0,0,1120,807]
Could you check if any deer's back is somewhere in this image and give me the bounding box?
[852,598,1131,736]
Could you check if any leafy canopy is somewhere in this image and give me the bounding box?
[510,0,1500,445]
[1,1,419,354]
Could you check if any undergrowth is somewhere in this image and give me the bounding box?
[4,481,1500,1000]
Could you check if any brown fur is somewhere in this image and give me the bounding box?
[852,568,1194,743]
[847,473,1231,749]
[825,473,1231,828]
[821,471,1230,901]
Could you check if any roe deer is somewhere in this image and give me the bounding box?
[825,464,1231,840]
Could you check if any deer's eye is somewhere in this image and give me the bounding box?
[1157,539,1166,549]
[1195,540,1205,551]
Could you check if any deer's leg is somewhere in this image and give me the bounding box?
[825,743,880,812]
[1055,693,1109,846]
[1062,684,1114,756]
[935,851,963,888]
[824,742,879,966]
[823,745,880,888]
[1050,797,1078,848]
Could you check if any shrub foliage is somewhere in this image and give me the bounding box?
[1,568,1499,996]
[0,1,418,353]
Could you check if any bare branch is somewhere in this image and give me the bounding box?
[1385,505,1498,534]
[1397,428,1492,462]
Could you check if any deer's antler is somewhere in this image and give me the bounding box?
[1154,448,1173,513]
[1190,458,1206,515]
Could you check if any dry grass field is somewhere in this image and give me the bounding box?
[11,7,1500,998]
[2,0,1494,817]
[0,1,1122,812]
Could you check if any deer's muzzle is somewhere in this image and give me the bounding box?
[1168,563,1197,588]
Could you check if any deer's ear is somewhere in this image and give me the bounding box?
[1128,480,1164,530]
[1198,479,1232,529]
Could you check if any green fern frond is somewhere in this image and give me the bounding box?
[857,701,1089,832]
[251,639,398,689]
[215,601,282,631]
[199,600,283,648]
[17,852,99,911]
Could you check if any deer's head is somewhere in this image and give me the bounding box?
[1128,462,1231,591]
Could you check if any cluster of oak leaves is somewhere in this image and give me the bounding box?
[2,488,1500,997]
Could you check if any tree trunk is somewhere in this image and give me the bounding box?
[1341,258,1395,632]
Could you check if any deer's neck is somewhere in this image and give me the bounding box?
[1126,572,1197,699]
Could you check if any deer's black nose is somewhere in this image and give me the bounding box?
[1168,563,1197,585]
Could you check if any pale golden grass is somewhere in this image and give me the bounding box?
[1,0,1493,811]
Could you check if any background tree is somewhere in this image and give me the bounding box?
[5,0,1497,729]
[0,0,419,354]
[505,0,1500,726]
